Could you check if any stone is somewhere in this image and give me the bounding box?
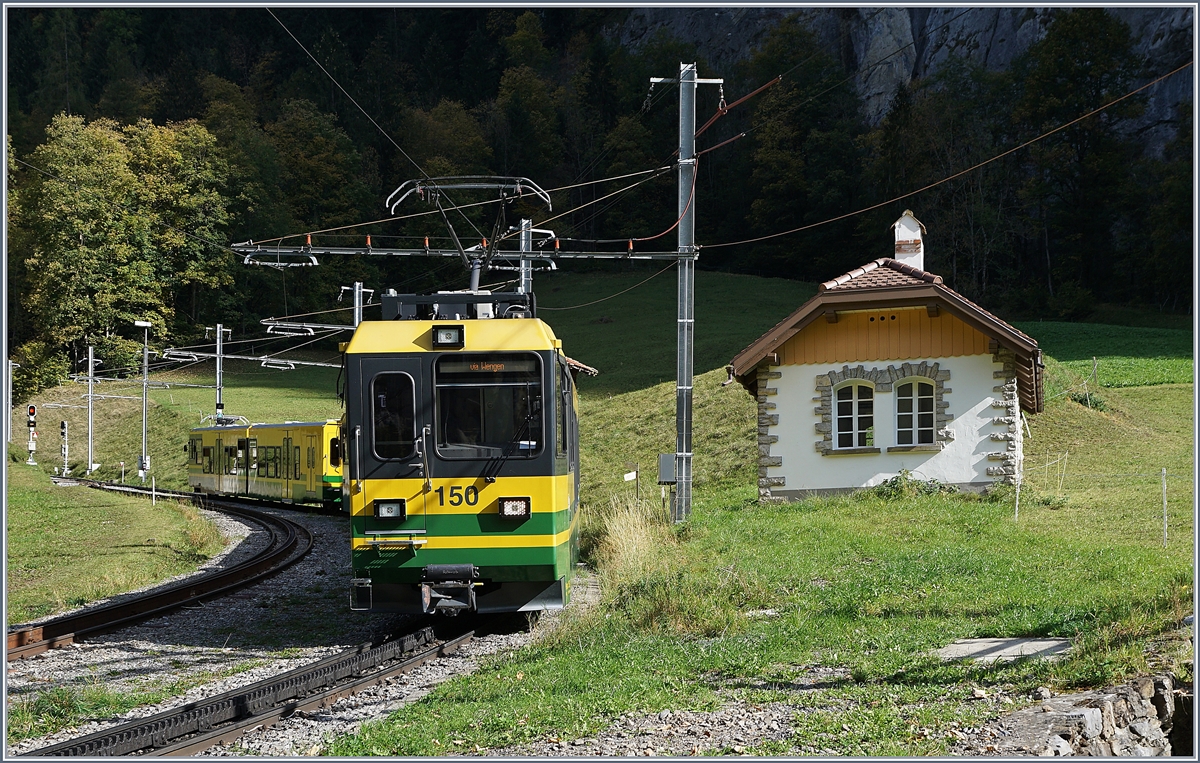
[1048,735,1074,756]
[1133,678,1155,699]
[1129,720,1152,739]
[1035,687,1052,700]
[1063,708,1102,739]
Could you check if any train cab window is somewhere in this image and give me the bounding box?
[435,353,542,459]
[372,373,416,460]
[329,437,342,467]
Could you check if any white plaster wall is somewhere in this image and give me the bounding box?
[769,353,1003,491]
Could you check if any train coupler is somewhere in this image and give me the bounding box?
[350,578,373,611]
[420,564,480,615]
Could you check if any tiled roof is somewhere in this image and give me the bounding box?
[820,258,942,291]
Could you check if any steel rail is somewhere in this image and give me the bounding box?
[7,484,313,661]
[22,627,473,757]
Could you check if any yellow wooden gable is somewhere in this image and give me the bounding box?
[777,305,990,366]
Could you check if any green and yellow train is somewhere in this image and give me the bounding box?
[343,291,582,615]
[187,420,344,508]
[187,290,583,616]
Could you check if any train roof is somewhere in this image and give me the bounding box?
[344,318,562,355]
[190,420,338,433]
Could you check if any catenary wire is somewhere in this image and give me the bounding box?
[702,60,1193,250]
[539,261,678,311]
[266,8,486,242]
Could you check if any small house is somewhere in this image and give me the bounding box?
[728,211,1043,500]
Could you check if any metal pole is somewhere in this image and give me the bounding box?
[674,62,697,523]
[141,326,149,482]
[519,219,532,295]
[86,346,94,474]
[5,359,14,444]
[353,282,363,327]
[215,323,224,419]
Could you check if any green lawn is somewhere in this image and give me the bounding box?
[1015,321,1193,387]
[5,465,225,623]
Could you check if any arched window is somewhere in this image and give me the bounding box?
[896,380,935,445]
[835,383,874,448]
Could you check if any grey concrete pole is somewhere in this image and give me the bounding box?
[675,62,697,523]
[353,282,363,327]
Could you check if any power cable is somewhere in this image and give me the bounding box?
[539,261,678,311]
[702,60,1193,250]
[266,8,486,242]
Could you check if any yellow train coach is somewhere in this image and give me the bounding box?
[187,421,344,509]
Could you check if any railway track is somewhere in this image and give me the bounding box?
[7,481,314,661]
[21,626,472,757]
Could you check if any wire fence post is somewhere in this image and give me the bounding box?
[152,476,157,506]
[1014,468,1021,521]
[1161,467,1167,547]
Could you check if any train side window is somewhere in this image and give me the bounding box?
[294,446,302,479]
[329,437,342,467]
[202,446,213,474]
[372,373,416,460]
[557,361,570,456]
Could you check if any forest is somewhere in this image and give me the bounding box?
[5,7,1193,397]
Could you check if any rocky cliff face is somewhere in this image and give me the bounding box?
[605,7,1192,152]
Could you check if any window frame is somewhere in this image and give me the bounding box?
[433,351,545,461]
[370,371,418,462]
[833,382,875,450]
[895,379,936,446]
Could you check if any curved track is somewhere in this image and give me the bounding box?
[7,481,314,661]
[21,626,473,757]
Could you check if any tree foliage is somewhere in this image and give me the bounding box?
[4,8,1191,397]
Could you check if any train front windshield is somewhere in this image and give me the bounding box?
[435,353,542,458]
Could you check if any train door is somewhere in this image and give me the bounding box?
[305,434,318,500]
[215,437,226,493]
[354,358,427,534]
[281,434,293,503]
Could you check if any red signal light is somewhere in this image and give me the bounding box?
[27,405,35,417]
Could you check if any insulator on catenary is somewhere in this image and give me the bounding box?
[366,235,372,247]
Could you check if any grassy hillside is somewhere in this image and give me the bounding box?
[7,269,1193,753]
[538,268,817,396]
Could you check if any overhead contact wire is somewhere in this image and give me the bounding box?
[539,261,678,311]
[704,60,1194,249]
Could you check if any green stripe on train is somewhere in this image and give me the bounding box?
[353,543,573,578]
[351,509,572,537]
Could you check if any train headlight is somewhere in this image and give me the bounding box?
[432,324,464,349]
[498,496,531,520]
[374,500,407,519]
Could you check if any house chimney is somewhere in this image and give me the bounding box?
[892,209,926,271]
